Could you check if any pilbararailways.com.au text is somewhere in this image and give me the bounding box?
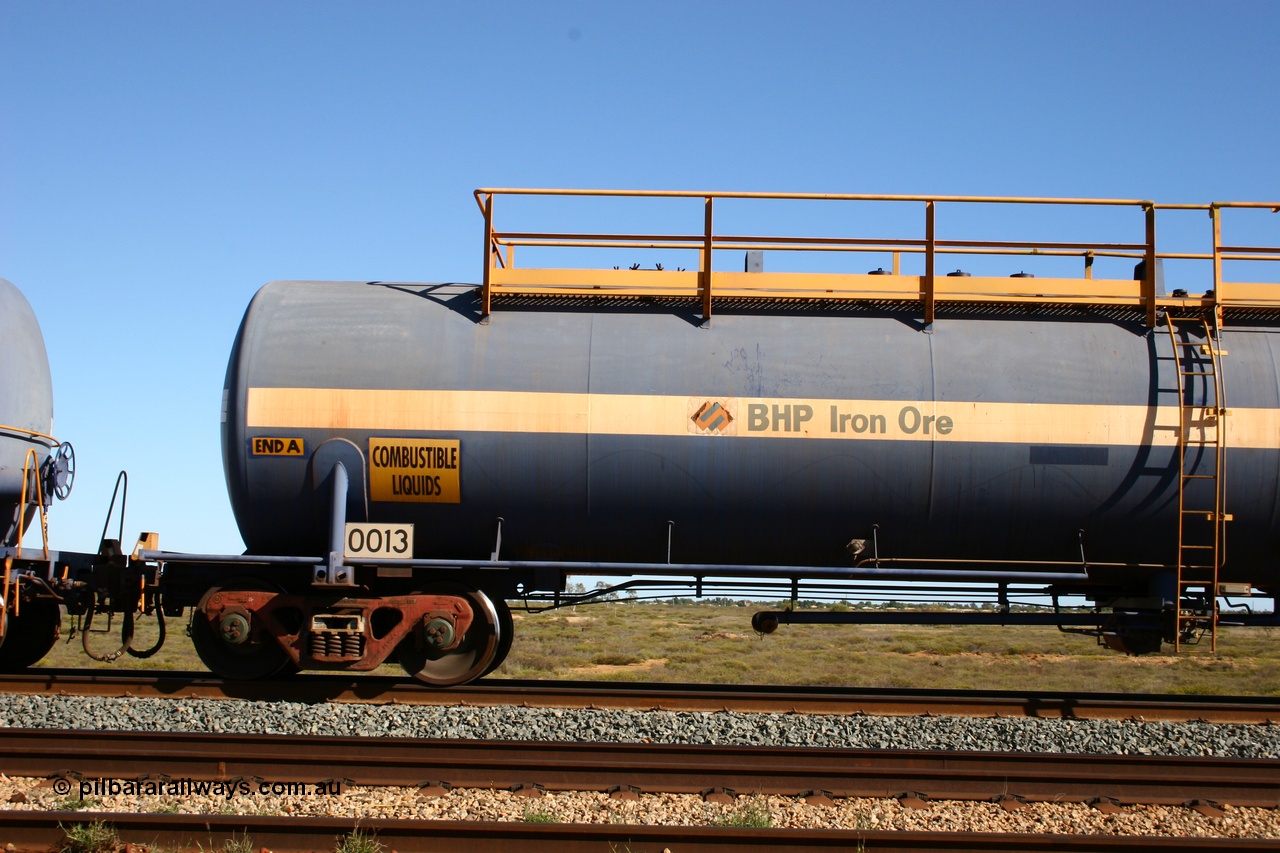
[67,778,343,799]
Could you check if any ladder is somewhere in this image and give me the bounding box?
[1164,314,1229,652]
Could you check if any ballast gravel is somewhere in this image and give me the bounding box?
[0,694,1276,838]
[4,779,1280,839]
[0,693,1276,757]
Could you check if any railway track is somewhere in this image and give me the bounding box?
[6,674,1276,848]
[4,715,1277,849]
[2,812,1277,853]
[12,668,1280,722]
[4,728,1277,807]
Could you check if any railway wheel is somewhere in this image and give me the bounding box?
[1101,611,1164,655]
[0,600,61,671]
[190,580,292,680]
[483,596,514,676]
[398,583,501,687]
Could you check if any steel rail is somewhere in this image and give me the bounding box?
[3,812,1274,853]
[6,670,1280,723]
[5,729,1278,807]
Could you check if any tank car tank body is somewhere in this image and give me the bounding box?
[222,280,1280,585]
[0,277,55,548]
[0,278,76,669]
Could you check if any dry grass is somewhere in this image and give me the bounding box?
[30,605,1280,696]
[494,603,1280,696]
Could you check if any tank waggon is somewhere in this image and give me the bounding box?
[152,188,1280,686]
[203,289,1280,678]
[0,278,79,670]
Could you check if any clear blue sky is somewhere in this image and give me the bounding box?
[2,1,1277,556]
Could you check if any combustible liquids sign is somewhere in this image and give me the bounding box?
[369,438,460,503]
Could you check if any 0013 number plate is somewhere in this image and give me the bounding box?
[344,523,414,559]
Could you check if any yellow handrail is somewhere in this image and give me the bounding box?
[0,423,58,446]
[475,187,1158,205]
[4,449,52,630]
[473,189,1280,327]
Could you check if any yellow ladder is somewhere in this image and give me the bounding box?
[1164,314,1228,652]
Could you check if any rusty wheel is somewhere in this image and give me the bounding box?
[397,583,500,687]
[190,579,292,680]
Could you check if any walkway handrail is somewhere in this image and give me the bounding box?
[474,189,1280,327]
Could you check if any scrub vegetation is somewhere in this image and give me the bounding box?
[36,604,1280,696]
[710,794,775,828]
[495,602,1280,696]
[57,820,118,853]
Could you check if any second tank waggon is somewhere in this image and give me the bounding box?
[1,277,56,549]
[0,278,75,670]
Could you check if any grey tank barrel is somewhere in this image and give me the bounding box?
[0,279,55,548]
[220,280,1280,588]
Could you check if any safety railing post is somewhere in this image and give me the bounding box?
[1143,204,1157,328]
[923,201,936,328]
[481,192,494,321]
[701,196,714,324]
[1211,205,1223,327]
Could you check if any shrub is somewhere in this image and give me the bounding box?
[59,821,119,853]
